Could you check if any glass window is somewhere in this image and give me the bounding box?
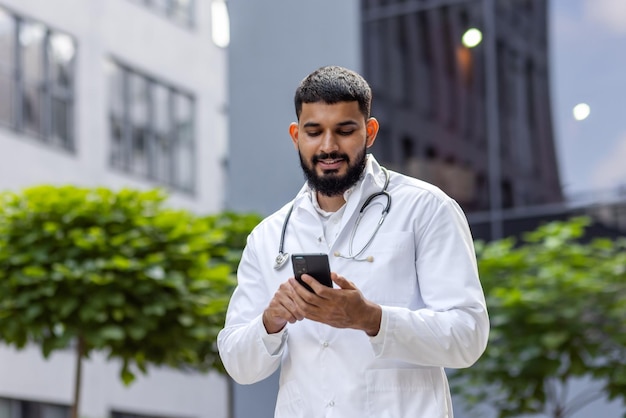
[19,21,46,137]
[112,411,176,418]
[50,96,71,148]
[39,404,68,418]
[129,72,150,177]
[107,60,195,193]
[153,83,172,183]
[0,398,69,418]
[48,32,76,149]
[48,32,76,88]
[19,21,45,82]
[0,10,75,150]
[107,61,127,169]
[170,0,193,26]
[130,0,194,27]
[173,93,194,191]
[0,78,13,126]
[0,7,15,126]
[0,7,12,63]
[0,398,13,418]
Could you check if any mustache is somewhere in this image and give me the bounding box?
[312,151,349,164]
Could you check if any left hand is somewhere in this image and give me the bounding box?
[290,273,382,336]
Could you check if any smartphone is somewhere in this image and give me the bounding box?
[291,253,333,292]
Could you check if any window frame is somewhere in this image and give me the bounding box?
[0,4,77,152]
[107,58,196,195]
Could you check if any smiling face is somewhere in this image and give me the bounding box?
[289,101,379,199]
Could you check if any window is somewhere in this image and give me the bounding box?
[130,0,194,27]
[0,397,70,418]
[111,411,180,418]
[0,7,16,126]
[107,60,196,193]
[0,5,76,151]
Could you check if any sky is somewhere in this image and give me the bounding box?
[549,0,626,199]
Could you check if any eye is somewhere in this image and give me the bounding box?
[338,130,355,136]
[306,131,321,137]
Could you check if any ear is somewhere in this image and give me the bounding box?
[365,117,379,148]
[289,122,299,150]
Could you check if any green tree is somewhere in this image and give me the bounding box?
[0,185,261,418]
[450,217,626,418]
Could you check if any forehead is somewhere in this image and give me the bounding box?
[299,101,364,125]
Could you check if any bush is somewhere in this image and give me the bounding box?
[450,217,626,418]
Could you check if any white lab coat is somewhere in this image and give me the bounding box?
[218,155,489,418]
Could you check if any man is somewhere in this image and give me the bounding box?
[218,66,489,417]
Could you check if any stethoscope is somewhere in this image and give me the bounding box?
[273,167,391,270]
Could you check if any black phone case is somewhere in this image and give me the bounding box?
[291,253,333,292]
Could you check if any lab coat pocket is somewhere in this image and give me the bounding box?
[275,380,307,418]
[356,232,417,307]
[365,369,446,418]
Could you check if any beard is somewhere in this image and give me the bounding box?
[299,147,368,197]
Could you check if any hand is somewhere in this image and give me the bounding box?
[291,272,382,336]
[262,280,306,334]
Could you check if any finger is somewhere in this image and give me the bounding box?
[301,274,329,295]
[283,290,307,320]
[288,277,310,296]
[289,277,325,307]
[290,276,315,297]
[332,274,356,290]
[274,286,306,321]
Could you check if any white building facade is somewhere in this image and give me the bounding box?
[0,0,229,417]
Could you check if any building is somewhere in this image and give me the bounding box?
[0,1,229,417]
[362,0,563,240]
[0,0,227,213]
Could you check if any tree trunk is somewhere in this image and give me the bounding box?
[71,336,85,418]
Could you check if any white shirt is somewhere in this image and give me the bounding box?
[217,155,489,418]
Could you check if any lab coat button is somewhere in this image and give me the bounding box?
[328,401,335,407]
[322,341,329,347]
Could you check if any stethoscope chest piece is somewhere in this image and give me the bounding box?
[274,252,289,270]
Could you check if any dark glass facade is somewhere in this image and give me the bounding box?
[362,0,562,217]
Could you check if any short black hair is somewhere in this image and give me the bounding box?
[294,66,372,120]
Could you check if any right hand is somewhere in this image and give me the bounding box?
[262,278,305,334]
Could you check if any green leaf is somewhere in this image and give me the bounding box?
[100,326,125,341]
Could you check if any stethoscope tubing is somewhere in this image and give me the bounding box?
[274,167,391,270]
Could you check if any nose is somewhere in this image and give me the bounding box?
[319,130,339,153]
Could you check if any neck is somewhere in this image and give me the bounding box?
[316,192,346,212]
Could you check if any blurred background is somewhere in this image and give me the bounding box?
[0,0,624,417]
